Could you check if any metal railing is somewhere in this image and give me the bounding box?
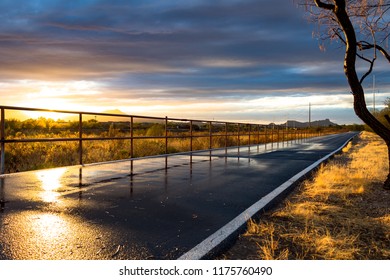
[0,105,322,175]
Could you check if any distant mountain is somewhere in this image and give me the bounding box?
[96,109,129,122]
[62,109,129,122]
[102,109,127,115]
[282,119,338,128]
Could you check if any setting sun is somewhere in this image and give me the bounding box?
[6,80,103,119]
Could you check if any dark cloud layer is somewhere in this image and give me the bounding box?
[0,0,388,123]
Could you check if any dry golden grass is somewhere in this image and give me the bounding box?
[222,131,390,260]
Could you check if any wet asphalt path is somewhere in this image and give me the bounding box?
[0,132,358,259]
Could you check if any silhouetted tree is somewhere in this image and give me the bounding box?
[298,0,390,189]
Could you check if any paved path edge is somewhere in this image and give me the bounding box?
[178,133,359,260]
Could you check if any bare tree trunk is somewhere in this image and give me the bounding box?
[319,0,390,189]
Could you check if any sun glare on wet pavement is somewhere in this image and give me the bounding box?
[36,168,67,203]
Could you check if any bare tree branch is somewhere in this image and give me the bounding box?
[358,41,390,62]
[359,55,376,84]
[314,0,335,10]
[333,28,347,44]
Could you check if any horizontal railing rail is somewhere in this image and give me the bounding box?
[0,105,325,175]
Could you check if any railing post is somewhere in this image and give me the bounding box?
[291,128,294,144]
[165,116,168,154]
[225,122,228,150]
[209,121,212,150]
[165,116,168,169]
[294,129,297,144]
[190,120,193,165]
[248,124,251,147]
[130,116,134,158]
[237,123,240,147]
[287,127,290,145]
[1,108,5,175]
[190,120,193,152]
[78,113,83,165]
[130,116,134,175]
[209,121,213,160]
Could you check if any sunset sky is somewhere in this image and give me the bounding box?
[0,0,389,124]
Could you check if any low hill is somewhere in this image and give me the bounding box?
[282,119,338,128]
[63,109,130,122]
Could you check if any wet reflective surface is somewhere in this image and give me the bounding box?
[0,132,358,259]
